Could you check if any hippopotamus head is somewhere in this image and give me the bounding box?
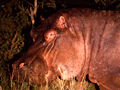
[12,10,86,85]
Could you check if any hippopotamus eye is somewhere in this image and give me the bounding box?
[44,30,57,42]
[19,63,24,68]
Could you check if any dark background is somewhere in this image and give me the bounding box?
[0,0,120,89]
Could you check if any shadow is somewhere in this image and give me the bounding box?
[8,5,57,75]
[7,25,33,72]
[55,0,98,10]
[86,74,100,90]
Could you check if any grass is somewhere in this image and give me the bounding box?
[10,61,96,90]
[10,74,96,90]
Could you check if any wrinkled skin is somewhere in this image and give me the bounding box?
[12,8,120,89]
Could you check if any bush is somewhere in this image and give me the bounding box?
[0,1,31,89]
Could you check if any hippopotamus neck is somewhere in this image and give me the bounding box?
[69,12,108,81]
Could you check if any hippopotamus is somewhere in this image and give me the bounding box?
[12,8,120,90]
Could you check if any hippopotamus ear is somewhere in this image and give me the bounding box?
[56,16,67,29]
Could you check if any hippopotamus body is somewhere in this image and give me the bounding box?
[12,8,120,90]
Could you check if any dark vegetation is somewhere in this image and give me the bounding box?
[0,0,120,89]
